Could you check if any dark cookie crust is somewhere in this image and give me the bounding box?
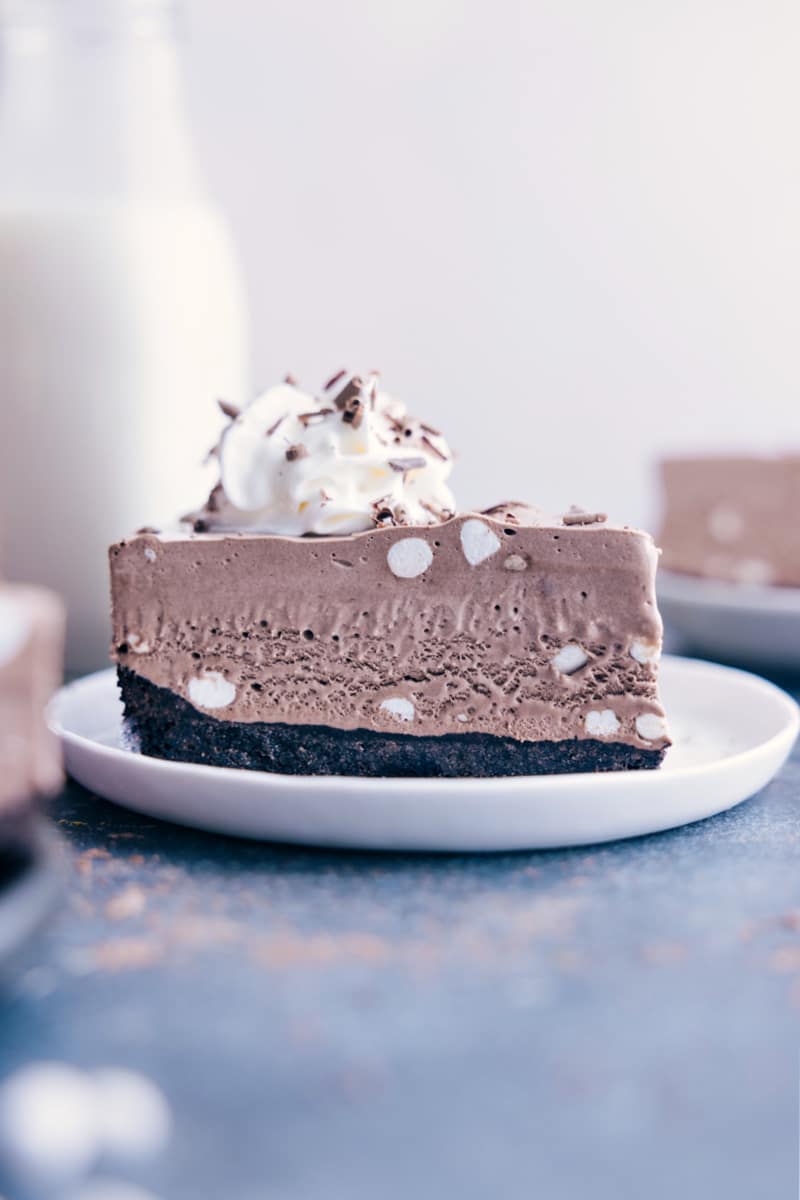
[118,668,666,778]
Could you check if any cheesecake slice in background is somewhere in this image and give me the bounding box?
[659,455,800,587]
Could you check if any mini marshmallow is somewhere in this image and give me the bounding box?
[635,713,669,742]
[630,639,660,665]
[387,538,433,579]
[0,1062,100,1188]
[127,633,151,655]
[708,506,743,544]
[188,670,236,710]
[91,1069,171,1165]
[143,547,157,563]
[456,713,469,723]
[552,644,588,675]
[585,709,620,738]
[380,697,415,722]
[503,554,528,572]
[460,519,501,566]
[732,558,775,586]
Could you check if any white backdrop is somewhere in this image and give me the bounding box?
[181,0,800,529]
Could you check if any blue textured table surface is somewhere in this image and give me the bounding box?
[1,671,799,1200]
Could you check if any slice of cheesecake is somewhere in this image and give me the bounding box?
[659,455,800,587]
[0,584,64,846]
[110,503,670,777]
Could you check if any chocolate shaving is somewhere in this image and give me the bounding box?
[388,456,427,472]
[332,376,365,429]
[136,526,161,535]
[482,501,527,523]
[332,376,362,409]
[286,444,309,462]
[420,422,443,437]
[562,508,608,526]
[206,483,224,513]
[342,402,363,428]
[298,407,333,427]
[420,499,454,522]
[421,434,448,461]
[371,497,411,528]
[266,414,286,437]
[193,518,209,533]
[284,373,298,386]
[217,398,240,420]
[323,368,347,392]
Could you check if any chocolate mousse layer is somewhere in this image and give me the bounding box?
[110,507,670,777]
[0,585,65,838]
[659,456,800,587]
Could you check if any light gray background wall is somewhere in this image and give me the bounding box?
[181,0,800,528]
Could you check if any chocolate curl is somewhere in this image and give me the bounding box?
[217,399,241,420]
[332,375,365,429]
[562,507,608,526]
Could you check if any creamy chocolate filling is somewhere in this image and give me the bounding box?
[110,511,669,752]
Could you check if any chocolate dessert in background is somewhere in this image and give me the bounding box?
[0,585,65,866]
[659,456,800,587]
[110,371,670,777]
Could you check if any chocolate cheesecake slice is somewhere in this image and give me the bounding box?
[110,507,669,777]
[659,455,800,587]
[0,584,64,854]
[110,370,670,777]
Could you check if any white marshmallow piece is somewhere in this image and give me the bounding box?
[552,644,588,675]
[188,670,236,710]
[630,639,660,665]
[127,633,151,655]
[732,558,775,586]
[460,519,502,566]
[91,1069,171,1166]
[585,709,620,738]
[143,547,157,563]
[0,1062,100,1189]
[635,713,669,742]
[387,538,433,579]
[708,505,743,544]
[380,697,415,722]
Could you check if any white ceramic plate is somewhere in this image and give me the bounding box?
[658,569,800,669]
[48,658,798,852]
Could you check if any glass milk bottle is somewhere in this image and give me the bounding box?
[0,0,251,671]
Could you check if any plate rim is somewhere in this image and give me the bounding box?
[48,656,800,793]
[658,568,800,616]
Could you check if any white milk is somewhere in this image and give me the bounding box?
[0,1,251,670]
[0,202,249,670]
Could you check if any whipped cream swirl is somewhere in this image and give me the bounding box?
[193,372,456,536]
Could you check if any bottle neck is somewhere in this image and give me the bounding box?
[0,0,204,204]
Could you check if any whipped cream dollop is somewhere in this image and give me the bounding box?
[192,371,456,536]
